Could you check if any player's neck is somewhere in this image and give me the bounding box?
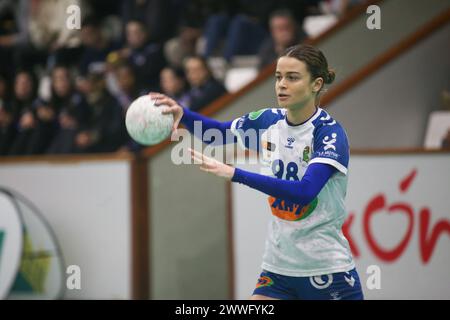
[286,101,317,125]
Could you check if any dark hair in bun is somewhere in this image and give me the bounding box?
[280,44,335,93]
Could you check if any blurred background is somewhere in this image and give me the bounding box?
[0,0,449,299]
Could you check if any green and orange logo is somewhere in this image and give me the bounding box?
[256,275,274,288]
[268,197,318,221]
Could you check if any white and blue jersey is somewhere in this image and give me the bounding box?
[230,107,355,277]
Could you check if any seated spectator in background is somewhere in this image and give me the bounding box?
[164,19,203,68]
[0,100,14,156]
[9,67,88,156]
[0,0,84,71]
[109,20,166,91]
[8,70,39,155]
[76,17,121,97]
[160,66,191,107]
[0,75,14,155]
[183,56,227,111]
[113,62,146,113]
[47,67,90,154]
[258,9,307,70]
[121,0,176,44]
[78,17,120,77]
[0,1,21,81]
[202,0,269,62]
[74,70,125,153]
[113,63,146,153]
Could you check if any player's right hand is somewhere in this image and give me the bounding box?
[148,92,184,135]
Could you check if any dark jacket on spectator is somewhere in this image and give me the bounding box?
[128,42,166,91]
[187,78,227,111]
[81,90,126,153]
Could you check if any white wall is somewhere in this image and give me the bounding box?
[328,23,450,148]
[0,159,132,299]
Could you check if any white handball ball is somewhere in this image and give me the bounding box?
[125,95,174,146]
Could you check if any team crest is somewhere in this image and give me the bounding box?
[301,146,311,167]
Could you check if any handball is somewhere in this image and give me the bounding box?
[125,95,174,146]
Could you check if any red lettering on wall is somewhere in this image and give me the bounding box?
[342,213,360,258]
[363,195,414,262]
[344,169,450,264]
[419,207,450,263]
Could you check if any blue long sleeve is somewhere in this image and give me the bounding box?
[180,107,236,145]
[231,163,337,206]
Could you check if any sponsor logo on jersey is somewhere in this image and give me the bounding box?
[249,109,267,120]
[256,275,274,288]
[268,197,318,221]
[285,137,295,149]
[323,133,337,151]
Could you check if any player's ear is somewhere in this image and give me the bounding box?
[312,77,323,93]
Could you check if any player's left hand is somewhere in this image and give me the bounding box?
[189,148,235,180]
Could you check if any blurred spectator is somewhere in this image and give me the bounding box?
[160,66,191,107]
[0,1,20,81]
[47,67,90,154]
[183,56,227,111]
[258,9,307,70]
[11,66,88,155]
[112,63,146,153]
[74,71,125,153]
[164,20,203,68]
[8,70,38,155]
[78,17,120,77]
[202,0,269,62]
[76,16,121,97]
[113,63,146,113]
[0,0,84,71]
[0,75,14,155]
[110,20,166,91]
[121,0,176,44]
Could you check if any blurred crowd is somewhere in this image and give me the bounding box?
[0,0,360,156]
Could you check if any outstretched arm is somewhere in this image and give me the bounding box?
[149,92,236,145]
[189,149,336,206]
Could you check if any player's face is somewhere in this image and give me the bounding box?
[275,57,322,110]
